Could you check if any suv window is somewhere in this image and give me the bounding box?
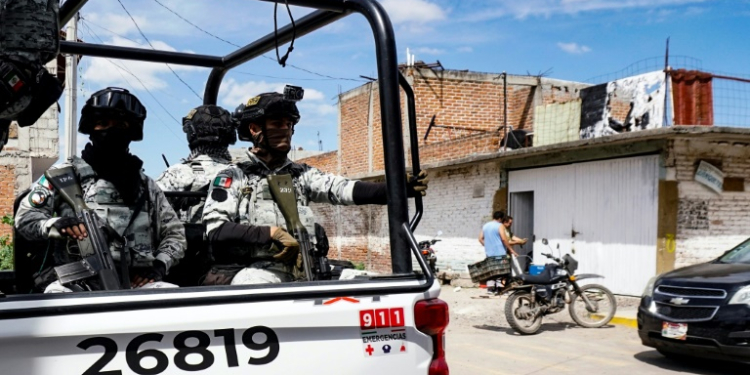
[718,238,750,264]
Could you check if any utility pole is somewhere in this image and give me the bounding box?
[64,13,79,159]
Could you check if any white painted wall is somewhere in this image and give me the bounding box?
[408,163,501,275]
[509,155,660,296]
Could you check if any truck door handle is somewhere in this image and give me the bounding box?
[571,229,581,238]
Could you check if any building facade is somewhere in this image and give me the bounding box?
[300,65,747,296]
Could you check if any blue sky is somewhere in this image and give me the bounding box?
[58,0,750,176]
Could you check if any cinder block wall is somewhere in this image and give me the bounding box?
[673,138,750,267]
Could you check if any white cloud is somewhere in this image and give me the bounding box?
[85,13,146,36]
[219,79,326,108]
[380,0,447,23]
[457,46,474,53]
[299,102,337,117]
[684,6,706,15]
[557,42,592,54]
[464,0,707,21]
[415,47,446,55]
[81,36,198,91]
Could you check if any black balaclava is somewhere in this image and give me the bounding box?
[81,128,144,205]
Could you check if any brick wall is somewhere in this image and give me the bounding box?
[339,83,374,176]
[673,138,750,268]
[322,67,588,272]
[0,165,15,238]
[300,151,338,174]
[419,133,502,165]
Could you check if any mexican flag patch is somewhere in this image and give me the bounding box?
[213,176,232,188]
[38,175,53,190]
[3,71,24,92]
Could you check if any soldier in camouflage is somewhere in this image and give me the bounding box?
[156,105,236,223]
[202,87,428,285]
[1,0,64,151]
[15,87,186,292]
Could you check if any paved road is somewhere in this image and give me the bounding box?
[442,287,750,375]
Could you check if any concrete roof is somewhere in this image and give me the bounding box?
[348,126,750,180]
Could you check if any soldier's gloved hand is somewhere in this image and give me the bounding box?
[52,217,87,240]
[270,227,300,264]
[407,170,429,197]
[131,260,167,288]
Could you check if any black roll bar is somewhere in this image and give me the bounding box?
[59,41,224,67]
[203,9,348,104]
[58,0,416,275]
[399,73,423,232]
[59,0,87,26]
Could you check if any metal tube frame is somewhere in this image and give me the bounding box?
[59,0,418,275]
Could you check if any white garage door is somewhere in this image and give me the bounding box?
[508,155,659,296]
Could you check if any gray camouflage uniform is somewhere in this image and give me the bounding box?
[156,153,232,224]
[203,151,356,282]
[0,0,60,118]
[15,156,186,273]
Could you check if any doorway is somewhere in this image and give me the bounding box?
[510,191,534,272]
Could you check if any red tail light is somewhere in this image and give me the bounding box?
[415,299,449,375]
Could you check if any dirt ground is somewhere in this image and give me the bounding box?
[439,285,750,375]
[440,284,593,333]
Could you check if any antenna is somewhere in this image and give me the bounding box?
[317,131,323,151]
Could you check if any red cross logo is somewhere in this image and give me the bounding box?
[365,344,374,356]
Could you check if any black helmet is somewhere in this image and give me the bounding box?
[79,87,146,141]
[183,105,236,147]
[235,92,300,142]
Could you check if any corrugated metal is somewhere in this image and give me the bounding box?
[509,155,659,296]
[670,69,714,126]
[533,99,582,146]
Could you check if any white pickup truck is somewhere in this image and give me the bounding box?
[0,1,449,374]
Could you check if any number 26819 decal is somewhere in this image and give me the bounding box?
[78,326,279,375]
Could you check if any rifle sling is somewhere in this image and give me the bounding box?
[117,180,149,289]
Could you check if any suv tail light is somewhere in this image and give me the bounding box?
[415,299,449,375]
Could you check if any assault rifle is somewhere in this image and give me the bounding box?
[44,167,122,290]
[267,174,331,281]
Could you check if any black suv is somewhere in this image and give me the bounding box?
[638,238,750,362]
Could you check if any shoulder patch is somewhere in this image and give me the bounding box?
[38,175,53,190]
[213,176,232,188]
[211,188,228,202]
[28,188,50,208]
[246,95,261,106]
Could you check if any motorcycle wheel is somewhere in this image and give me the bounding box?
[504,290,543,335]
[568,284,616,328]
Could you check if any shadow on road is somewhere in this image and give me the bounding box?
[634,350,750,375]
[472,322,600,335]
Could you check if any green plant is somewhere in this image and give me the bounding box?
[354,262,366,271]
[0,214,14,270]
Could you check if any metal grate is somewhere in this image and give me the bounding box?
[655,303,718,322]
[656,285,727,299]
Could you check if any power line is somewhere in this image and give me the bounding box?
[84,19,141,44]
[152,0,240,48]
[232,70,360,81]
[150,0,366,83]
[79,21,186,144]
[116,0,204,101]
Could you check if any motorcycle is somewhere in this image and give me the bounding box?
[504,239,616,335]
[418,230,442,274]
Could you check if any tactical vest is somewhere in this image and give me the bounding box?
[227,161,317,262]
[0,0,60,66]
[71,159,156,268]
[184,157,229,224]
